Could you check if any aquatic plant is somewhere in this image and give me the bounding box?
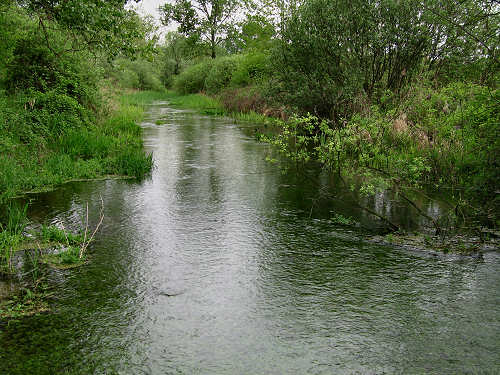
[0,203,28,273]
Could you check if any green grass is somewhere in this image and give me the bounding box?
[0,90,155,202]
[40,225,84,246]
[119,90,170,107]
[162,91,224,113]
[42,246,85,269]
[121,90,224,114]
[230,110,270,123]
[0,203,27,273]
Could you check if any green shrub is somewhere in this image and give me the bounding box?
[5,30,99,108]
[161,59,178,88]
[110,59,164,91]
[174,59,213,94]
[205,56,239,94]
[231,53,270,87]
[115,69,140,89]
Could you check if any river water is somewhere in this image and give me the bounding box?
[1,103,499,374]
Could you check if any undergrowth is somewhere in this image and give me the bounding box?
[0,90,154,202]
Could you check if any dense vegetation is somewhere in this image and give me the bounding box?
[0,1,159,204]
[160,0,499,231]
[1,0,499,276]
[0,0,160,274]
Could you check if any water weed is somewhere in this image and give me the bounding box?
[0,203,28,273]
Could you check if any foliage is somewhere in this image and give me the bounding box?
[160,0,241,58]
[174,59,214,94]
[173,52,272,94]
[17,0,155,58]
[260,81,499,228]
[0,91,153,202]
[160,91,223,113]
[40,225,84,246]
[44,246,82,266]
[270,0,499,118]
[230,52,270,86]
[0,203,28,273]
[331,214,355,226]
[226,14,275,52]
[108,58,164,91]
[205,56,240,94]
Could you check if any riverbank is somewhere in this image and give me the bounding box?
[0,90,160,319]
[0,90,155,204]
[147,90,499,254]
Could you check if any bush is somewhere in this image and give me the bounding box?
[160,58,178,88]
[5,31,99,109]
[173,59,213,94]
[231,52,270,87]
[205,56,239,94]
[109,58,164,91]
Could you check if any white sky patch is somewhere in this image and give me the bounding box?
[128,0,177,42]
[134,0,165,20]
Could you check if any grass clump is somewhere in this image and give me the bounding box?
[41,246,85,269]
[40,225,83,246]
[0,203,27,273]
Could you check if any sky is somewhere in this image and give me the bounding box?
[133,0,165,21]
[128,0,176,40]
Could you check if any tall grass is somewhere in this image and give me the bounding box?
[119,91,169,107]
[0,90,155,202]
[0,202,28,273]
[166,92,223,113]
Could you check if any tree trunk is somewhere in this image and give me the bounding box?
[211,29,216,58]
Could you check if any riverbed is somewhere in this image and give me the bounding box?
[1,103,499,374]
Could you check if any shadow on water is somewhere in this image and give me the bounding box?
[1,105,499,374]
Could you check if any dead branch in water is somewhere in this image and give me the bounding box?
[79,196,104,259]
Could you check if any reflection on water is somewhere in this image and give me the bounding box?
[1,104,499,374]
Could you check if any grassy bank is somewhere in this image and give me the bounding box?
[139,90,273,124]
[0,89,158,284]
[0,91,154,202]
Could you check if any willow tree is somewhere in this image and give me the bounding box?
[160,0,240,58]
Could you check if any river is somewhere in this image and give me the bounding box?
[1,102,499,374]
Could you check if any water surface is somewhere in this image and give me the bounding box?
[1,103,499,374]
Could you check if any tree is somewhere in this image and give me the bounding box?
[16,0,151,58]
[271,0,500,119]
[225,14,275,52]
[160,0,240,58]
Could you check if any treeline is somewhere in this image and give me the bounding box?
[160,0,499,228]
[1,0,498,228]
